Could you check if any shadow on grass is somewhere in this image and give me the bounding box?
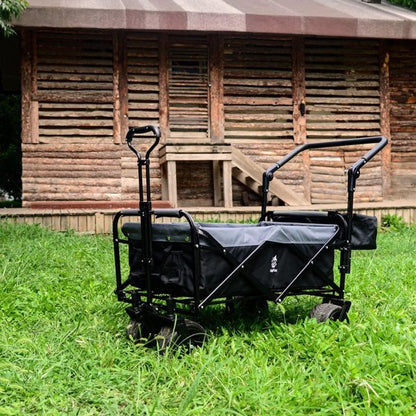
[191,295,319,337]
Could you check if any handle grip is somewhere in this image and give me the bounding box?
[154,209,183,219]
[126,125,161,160]
[126,125,161,143]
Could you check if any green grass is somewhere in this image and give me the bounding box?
[0,222,415,415]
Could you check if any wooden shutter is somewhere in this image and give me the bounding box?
[168,36,209,141]
[305,38,382,203]
[223,35,293,141]
[36,31,114,142]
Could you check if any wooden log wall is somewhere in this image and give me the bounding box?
[223,35,305,204]
[389,41,416,199]
[304,38,383,204]
[20,30,416,208]
[22,31,122,206]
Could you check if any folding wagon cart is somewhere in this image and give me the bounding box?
[113,125,387,350]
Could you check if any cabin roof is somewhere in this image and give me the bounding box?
[15,0,416,39]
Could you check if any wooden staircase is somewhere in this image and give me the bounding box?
[231,147,307,206]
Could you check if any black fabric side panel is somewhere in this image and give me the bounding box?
[343,214,378,250]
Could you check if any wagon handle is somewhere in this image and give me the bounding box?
[126,125,161,160]
[261,135,388,220]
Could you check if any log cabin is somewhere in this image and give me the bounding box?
[7,0,416,210]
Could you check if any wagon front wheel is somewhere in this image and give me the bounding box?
[309,303,343,322]
[156,325,179,353]
[156,319,206,353]
[126,319,149,343]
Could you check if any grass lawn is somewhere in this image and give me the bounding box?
[0,221,415,415]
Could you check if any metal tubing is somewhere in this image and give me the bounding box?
[261,136,388,218]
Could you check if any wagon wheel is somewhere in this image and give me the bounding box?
[156,319,206,354]
[309,303,343,322]
[181,319,206,350]
[126,319,149,343]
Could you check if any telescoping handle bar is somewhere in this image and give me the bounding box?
[261,135,388,220]
[126,125,161,161]
[125,125,161,206]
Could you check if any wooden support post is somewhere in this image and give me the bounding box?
[213,161,221,206]
[113,32,128,144]
[292,37,310,203]
[223,160,233,208]
[167,161,178,207]
[379,40,392,198]
[159,34,169,144]
[292,37,306,145]
[21,30,38,144]
[209,35,224,143]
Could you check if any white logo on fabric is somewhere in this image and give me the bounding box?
[270,255,278,273]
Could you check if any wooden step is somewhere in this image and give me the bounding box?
[231,147,307,206]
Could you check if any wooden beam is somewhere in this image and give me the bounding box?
[209,34,224,143]
[21,30,38,144]
[292,37,310,203]
[292,37,306,145]
[159,33,169,144]
[379,40,392,198]
[113,32,129,144]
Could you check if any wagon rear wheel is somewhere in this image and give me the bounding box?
[309,303,343,322]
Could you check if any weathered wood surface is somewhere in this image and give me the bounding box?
[20,30,415,208]
[224,35,293,141]
[389,40,416,200]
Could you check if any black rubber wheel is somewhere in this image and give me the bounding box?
[181,319,206,350]
[309,303,343,322]
[156,325,179,353]
[156,319,206,353]
[126,319,148,343]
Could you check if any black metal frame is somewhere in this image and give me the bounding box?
[113,127,387,331]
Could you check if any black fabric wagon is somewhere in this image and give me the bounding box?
[113,125,387,351]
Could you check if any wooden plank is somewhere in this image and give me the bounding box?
[34,91,113,103]
[161,153,233,163]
